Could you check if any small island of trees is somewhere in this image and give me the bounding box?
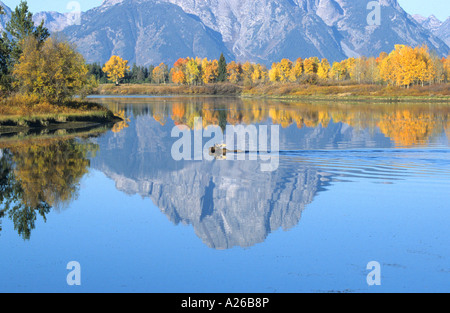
[0,1,117,131]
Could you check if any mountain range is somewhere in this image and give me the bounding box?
[413,14,450,48]
[0,0,448,66]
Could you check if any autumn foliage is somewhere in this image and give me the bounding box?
[163,45,450,88]
[102,55,130,86]
[13,36,95,104]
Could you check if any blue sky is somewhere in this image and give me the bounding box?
[1,1,103,13]
[398,0,449,21]
[1,0,449,21]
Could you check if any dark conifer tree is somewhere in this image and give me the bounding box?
[218,53,227,82]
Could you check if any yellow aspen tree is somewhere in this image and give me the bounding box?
[241,61,254,85]
[330,61,346,81]
[227,61,243,84]
[416,46,436,85]
[152,63,169,84]
[401,46,422,87]
[317,58,330,80]
[201,59,219,84]
[14,36,92,103]
[443,55,450,82]
[251,64,268,84]
[185,58,200,85]
[269,63,280,82]
[380,45,421,87]
[277,58,293,82]
[379,54,396,85]
[303,57,319,75]
[344,58,356,81]
[289,58,304,82]
[102,55,130,86]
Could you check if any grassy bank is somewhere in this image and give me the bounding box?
[95,82,450,102]
[243,83,450,102]
[0,96,122,133]
[95,83,242,96]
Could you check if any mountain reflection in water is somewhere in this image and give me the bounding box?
[1,97,450,249]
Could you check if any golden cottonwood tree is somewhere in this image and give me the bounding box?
[277,59,293,82]
[444,56,450,81]
[227,61,242,84]
[269,63,280,82]
[380,45,431,87]
[13,36,92,103]
[330,61,347,81]
[152,63,169,84]
[185,58,201,85]
[317,59,330,80]
[102,55,130,86]
[251,64,268,84]
[289,58,304,82]
[303,57,319,75]
[269,59,292,82]
[415,46,436,86]
[241,62,254,85]
[201,58,219,84]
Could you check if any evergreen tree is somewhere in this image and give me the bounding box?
[5,1,50,63]
[129,63,138,83]
[0,8,11,92]
[0,1,49,92]
[217,53,227,82]
[136,66,146,82]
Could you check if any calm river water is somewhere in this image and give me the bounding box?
[0,96,449,292]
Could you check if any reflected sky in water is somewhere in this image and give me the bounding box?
[0,97,449,292]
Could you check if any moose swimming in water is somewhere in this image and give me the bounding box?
[208,144,244,159]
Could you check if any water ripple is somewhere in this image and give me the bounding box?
[278,148,450,183]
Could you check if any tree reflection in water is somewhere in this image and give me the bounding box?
[0,139,98,239]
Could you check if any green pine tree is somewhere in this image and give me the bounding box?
[0,1,50,92]
[5,1,50,64]
[218,53,227,82]
[0,6,11,92]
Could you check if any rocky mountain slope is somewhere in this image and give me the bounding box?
[413,14,450,48]
[62,0,234,67]
[161,0,449,63]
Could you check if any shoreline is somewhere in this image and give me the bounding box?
[93,83,450,103]
[239,94,450,103]
[2,83,449,134]
[0,102,122,134]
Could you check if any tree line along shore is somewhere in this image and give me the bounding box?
[94,45,450,101]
